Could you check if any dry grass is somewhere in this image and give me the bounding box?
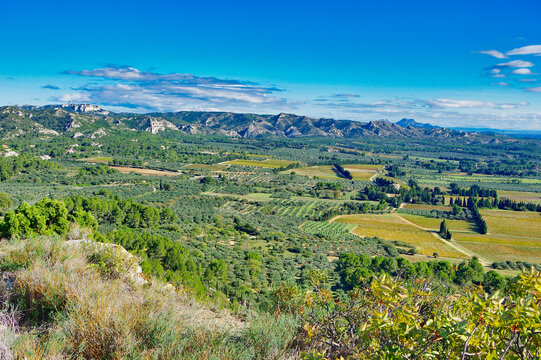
[334,214,468,259]
[0,238,297,360]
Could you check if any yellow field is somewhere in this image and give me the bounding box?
[453,233,541,247]
[342,164,383,180]
[334,214,468,259]
[455,241,541,264]
[480,209,541,238]
[185,164,228,171]
[399,214,476,232]
[224,159,297,168]
[291,164,382,180]
[438,210,541,263]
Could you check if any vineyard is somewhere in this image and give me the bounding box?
[301,220,356,235]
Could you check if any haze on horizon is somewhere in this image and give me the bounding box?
[1,0,540,130]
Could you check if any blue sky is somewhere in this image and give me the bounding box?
[1,0,540,130]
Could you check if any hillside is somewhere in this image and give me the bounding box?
[0,237,297,359]
[0,104,511,143]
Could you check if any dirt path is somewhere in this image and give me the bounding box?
[392,212,490,266]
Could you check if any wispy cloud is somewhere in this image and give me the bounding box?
[313,97,528,112]
[42,84,60,90]
[495,60,534,68]
[507,45,541,56]
[332,93,360,98]
[526,87,541,93]
[476,50,507,59]
[511,68,536,75]
[60,66,290,112]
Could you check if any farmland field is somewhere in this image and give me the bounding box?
[223,159,297,168]
[79,157,114,164]
[301,220,356,235]
[402,203,452,211]
[398,214,476,232]
[480,209,541,238]
[342,164,383,180]
[291,164,382,180]
[291,165,339,179]
[334,214,468,259]
[185,163,228,171]
[109,166,181,176]
[454,239,541,264]
[498,190,541,204]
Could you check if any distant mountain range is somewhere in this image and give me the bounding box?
[0,104,524,144]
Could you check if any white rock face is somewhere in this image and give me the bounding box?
[90,128,106,139]
[39,154,51,160]
[145,118,178,134]
[38,127,60,135]
[61,104,110,116]
[72,132,84,138]
[4,150,19,157]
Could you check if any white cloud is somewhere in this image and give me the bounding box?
[477,50,507,59]
[496,82,510,86]
[61,66,290,112]
[495,60,534,68]
[59,93,90,102]
[507,45,541,56]
[526,87,541,92]
[511,68,535,75]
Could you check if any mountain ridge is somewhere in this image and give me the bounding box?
[0,104,519,143]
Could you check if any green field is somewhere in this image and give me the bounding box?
[224,159,297,168]
[334,214,468,259]
[417,173,541,185]
[301,220,356,235]
[291,165,339,179]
